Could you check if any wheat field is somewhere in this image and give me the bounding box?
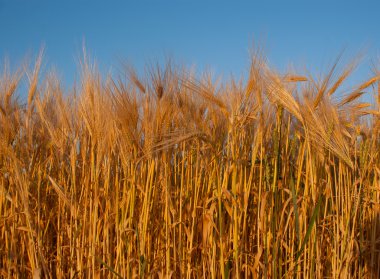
[0,51,379,278]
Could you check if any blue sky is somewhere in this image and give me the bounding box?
[0,1,379,96]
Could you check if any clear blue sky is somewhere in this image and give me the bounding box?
[1,1,379,95]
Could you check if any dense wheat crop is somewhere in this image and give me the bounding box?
[0,51,380,278]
